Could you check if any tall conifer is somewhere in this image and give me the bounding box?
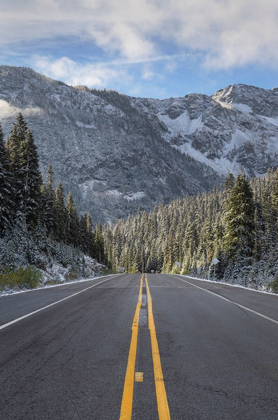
[224,174,255,261]
[0,125,14,235]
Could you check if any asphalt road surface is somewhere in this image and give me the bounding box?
[1,273,278,419]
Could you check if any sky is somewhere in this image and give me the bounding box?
[1,0,278,99]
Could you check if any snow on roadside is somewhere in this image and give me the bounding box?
[0,274,120,298]
[0,255,110,297]
[176,274,278,296]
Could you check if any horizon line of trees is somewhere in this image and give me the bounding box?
[0,113,106,272]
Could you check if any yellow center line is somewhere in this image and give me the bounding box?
[145,275,171,420]
[120,276,143,420]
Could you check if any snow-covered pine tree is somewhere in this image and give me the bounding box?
[79,213,95,256]
[65,192,79,246]
[224,174,255,263]
[0,124,14,236]
[19,128,43,228]
[6,114,42,228]
[6,113,27,213]
[41,164,55,232]
[86,214,95,257]
[53,181,66,242]
[95,222,105,264]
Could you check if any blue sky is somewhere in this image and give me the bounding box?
[1,0,278,98]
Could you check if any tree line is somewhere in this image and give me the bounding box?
[103,170,278,289]
[0,113,105,272]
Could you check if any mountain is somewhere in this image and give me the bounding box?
[0,66,221,223]
[132,84,278,177]
[0,66,277,222]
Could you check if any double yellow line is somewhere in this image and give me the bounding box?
[120,276,143,419]
[120,275,170,420]
[146,277,170,419]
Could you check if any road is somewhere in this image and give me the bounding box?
[1,273,278,419]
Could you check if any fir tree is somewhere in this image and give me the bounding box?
[66,192,79,246]
[224,174,255,262]
[41,164,55,231]
[19,128,42,227]
[53,181,66,241]
[86,214,95,257]
[95,222,105,264]
[0,124,14,235]
[6,113,27,212]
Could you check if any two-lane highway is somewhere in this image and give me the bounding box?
[1,274,278,419]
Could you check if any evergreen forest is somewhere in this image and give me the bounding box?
[1,114,278,292]
[0,114,106,289]
[103,170,278,291]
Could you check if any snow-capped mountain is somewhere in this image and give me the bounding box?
[0,66,277,222]
[0,66,220,222]
[132,84,278,177]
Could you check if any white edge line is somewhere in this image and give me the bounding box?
[0,275,120,331]
[170,275,278,326]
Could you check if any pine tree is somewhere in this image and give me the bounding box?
[86,214,95,257]
[79,214,88,253]
[6,114,42,227]
[95,222,105,264]
[224,174,255,262]
[6,113,27,212]
[53,181,66,241]
[19,128,42,227]
[79,213,95,256]
[224,173,235,191]
[261,180,276,252]
[0,124,14,236]
[65,192,79,246]
[42,164,55,232]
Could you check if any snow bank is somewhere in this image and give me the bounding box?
[177,275,278,296]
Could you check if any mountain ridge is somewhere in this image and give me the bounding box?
[0,65,277,222]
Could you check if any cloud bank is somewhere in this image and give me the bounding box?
[1,0,277,69]
[0,100,43,119]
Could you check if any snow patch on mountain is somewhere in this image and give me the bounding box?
[177,142,239,176]
[105,189,122,197]
[232,103,253,114]
[105,190,145,200]
[124,191,145,201]
[79,179,108,199]
[260,115,278,127]
[158,112,203,136]
[76,121,96,129]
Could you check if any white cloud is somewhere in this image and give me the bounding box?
[0,100,43,118]
[32,56,132,88]
[32,54,183,89]
[1,0,278,69]
[141,71,156,81]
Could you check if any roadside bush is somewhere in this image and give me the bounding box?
[269,278,278,294]
[66,268,79,280]
[0,266,43,291]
